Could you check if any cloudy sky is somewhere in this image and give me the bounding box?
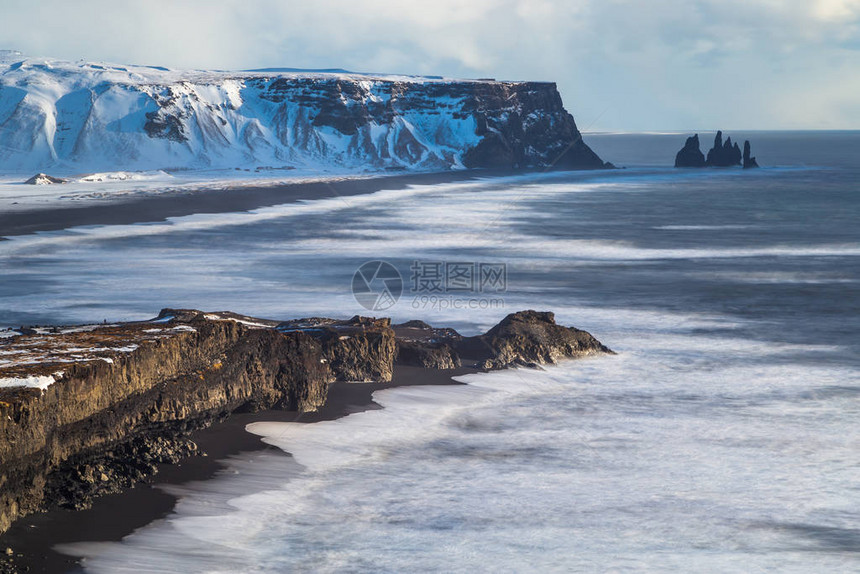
[2,0,858,130]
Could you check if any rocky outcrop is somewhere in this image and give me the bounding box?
[0,310,361,535]
[705,131,742,167]
[278,316,397,382]
[0,309,610,535]
[456,310,613,369]
[674,134,706,167]
[674,131,760,168]
[743,140,759,169]
[394,311,612,370]
[393,321,463,369]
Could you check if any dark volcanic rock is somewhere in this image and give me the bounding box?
[0,308,610,535]
[705,131,742,167]
[278,316,397,382]
[393,320,463,369]
[743,140,759,169]
[396,341,462,369]
[0,312,331,535]
[454,310,613,370]
[674,134,706,167]
[675,131,759,169]
[44,435,198,511]
[455,82,610,170]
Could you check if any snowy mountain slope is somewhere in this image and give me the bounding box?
[0,52,607,174]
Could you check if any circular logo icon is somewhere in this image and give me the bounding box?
[352,260,403,311]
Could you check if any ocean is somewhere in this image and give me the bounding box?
[2,131,859,572]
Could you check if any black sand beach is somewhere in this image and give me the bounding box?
[0,365,475,574]
[0,166,509,572]
[0,169,516,238]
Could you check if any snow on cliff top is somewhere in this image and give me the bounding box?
[0,52,495,86]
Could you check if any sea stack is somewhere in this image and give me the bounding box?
[674,131,760,168]
[743,140,759,169]
[705,131,742,167]
[674,134,706,167]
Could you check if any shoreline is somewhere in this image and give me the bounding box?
[0,169,521,238]
[0,364,475,574]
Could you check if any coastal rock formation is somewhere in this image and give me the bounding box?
[705,131,742,167]
[0,309,610,535]
[278,316,397,382]
[457,310,613,369]
[395,311,612,370]
[743,140,759,169]
[393,320,463,369]
[674,134,706,167]
[0,56,608,173]
[674,131,760,168]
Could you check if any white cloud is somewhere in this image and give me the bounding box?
[813,0,860,22]
[0,0,857,129]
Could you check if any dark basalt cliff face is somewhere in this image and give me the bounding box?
[0,309,610,535]
[451,82,609,170]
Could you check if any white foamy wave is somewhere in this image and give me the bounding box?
[247,373,566,472]
[58,330,860,573]
[655,225,752,230]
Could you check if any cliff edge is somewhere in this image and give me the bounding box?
[0,309,610,536]
[0,57,608,173]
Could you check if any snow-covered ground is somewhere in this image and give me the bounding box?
[0,166,377,213]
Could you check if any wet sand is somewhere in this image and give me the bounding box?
[0,365,476,573]
[0,169,516,238]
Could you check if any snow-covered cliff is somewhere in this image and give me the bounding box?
[0,52,606,174]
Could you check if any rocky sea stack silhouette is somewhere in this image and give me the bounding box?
[675,131,759,169]
[674,134,706,167]
[743,140,759,169]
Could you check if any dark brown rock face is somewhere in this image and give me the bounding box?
[393,320,463,369]
[0,310,390,535]
[392,311,612,370]
[396,341,462,369]
[278,316,397,382]
[457,310,613,369]
[0,308,610,535]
